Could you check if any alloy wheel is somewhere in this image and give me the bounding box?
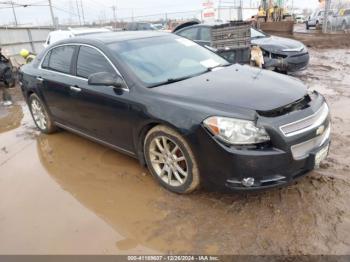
[31,99,47,130]
[149,136,188,187]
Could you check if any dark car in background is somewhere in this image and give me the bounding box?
[174,22,310,73]
[19,31,330,194]
[125,22,157,31]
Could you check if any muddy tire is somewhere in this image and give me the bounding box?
[144,125,200,194]
[28,93,57,134]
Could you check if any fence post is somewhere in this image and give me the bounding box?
[27,28,36,54]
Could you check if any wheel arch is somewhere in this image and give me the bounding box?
[135,120,190,167]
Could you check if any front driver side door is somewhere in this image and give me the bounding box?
[67,45,134,152]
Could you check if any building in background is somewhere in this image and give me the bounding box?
[201,0,261,22]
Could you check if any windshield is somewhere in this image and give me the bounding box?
[251,28,267,39]
[108,35,229,87]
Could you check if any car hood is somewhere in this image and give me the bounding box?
[154,65,307,113]
[252,35,305,53]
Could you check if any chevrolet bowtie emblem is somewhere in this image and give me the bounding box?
[316,125,325,136]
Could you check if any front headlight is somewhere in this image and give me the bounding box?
[203,116,270,145]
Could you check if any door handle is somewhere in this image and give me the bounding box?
[36,76,44,82]
[70,86,82,92]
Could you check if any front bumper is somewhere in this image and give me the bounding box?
[263,52,310,73]
[192,94,330,191]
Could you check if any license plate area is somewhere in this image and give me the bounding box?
[315,144,329,168]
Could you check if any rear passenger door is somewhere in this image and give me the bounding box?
[39,45,78,125]
[69,45,134,151]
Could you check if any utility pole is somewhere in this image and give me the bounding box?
[10,1,18,26]
[48,0,57,28]
[68,0,73,24]
[111,5,117,28]
[75,0,82,25]
[238,0,243,20]
[80,0,86,25]
[323,0,331,33]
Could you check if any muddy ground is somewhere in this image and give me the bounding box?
[0,48,350,255]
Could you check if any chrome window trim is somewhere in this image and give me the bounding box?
[38,43,130,92]
[280,103,329,137]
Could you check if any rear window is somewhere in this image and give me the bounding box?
[177,28,199,41]
[199,28,211,42]
[43,45,75,74]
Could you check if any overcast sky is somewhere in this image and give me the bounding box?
[0,0,320,26]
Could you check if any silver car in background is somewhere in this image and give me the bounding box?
[306,10,334,30]
[327,9,350,31]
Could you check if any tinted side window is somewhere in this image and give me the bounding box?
[41,51,51,68]
[47,45,75,74]
[177,28,199,41]
[76,46,115,79]
[199,27,211,42]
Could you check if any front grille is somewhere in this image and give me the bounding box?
[280,103,329,137]
[291,124,331,160]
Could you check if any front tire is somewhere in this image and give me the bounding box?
[28,93,56,134]
[144,125,200,194]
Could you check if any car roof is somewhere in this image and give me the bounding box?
[57,31,171,45]
[174,21,247,33]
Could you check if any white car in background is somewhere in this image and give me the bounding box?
[295,15,306,24]
[306,9,335,29]
[44,27,111,48]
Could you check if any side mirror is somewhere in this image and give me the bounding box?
[88,72,125,89]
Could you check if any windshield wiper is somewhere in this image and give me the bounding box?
[148,63,232,88]
[208,63,232,70]
[149,75,194,88]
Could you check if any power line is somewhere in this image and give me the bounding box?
[52,5,79,17]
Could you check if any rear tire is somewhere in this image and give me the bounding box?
[306,22,309,30]
[144,125,200,194]
[28,93,57,134]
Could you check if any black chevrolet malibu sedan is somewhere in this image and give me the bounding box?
[19,31,330,194]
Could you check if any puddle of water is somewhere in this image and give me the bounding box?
[0,104,24,134]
